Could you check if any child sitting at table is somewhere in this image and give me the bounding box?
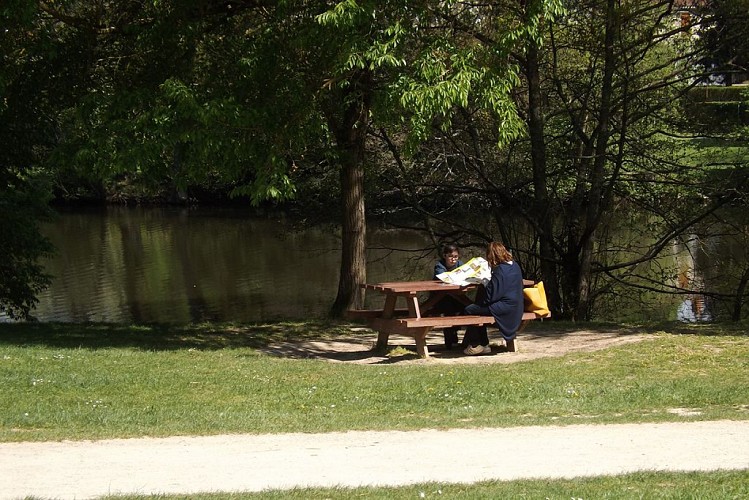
[427,244,465,349]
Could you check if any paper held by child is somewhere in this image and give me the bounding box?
[435,257,491,286]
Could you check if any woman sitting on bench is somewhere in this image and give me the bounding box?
[462,242,524,356]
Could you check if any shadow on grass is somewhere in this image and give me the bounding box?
[645,321,749,337]
[0,321,355,351]
[0,320,743,354]
[524,320,748,338]
[259,339,414,364]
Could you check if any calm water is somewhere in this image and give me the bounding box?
[23,206,735,323]
[31,206,439,323]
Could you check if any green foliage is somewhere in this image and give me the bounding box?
[39,1,322,205]
[0,3,68,319]
[315,0,564,150]
[7,0,567,206]
[6,0,748,322]
[0,172,55,320]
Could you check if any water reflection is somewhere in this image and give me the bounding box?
[34,207,437,323]
[673,234,713,322]
[27,207,744,324]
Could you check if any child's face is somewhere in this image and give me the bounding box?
[444,251,460,266]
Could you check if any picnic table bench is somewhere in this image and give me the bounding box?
[347,279,548,358]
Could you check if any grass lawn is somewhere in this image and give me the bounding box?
[2,320,748,498]
[1,320,747,442]
[103,470,749,499]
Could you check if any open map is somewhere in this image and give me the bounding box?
[435,257,491,286]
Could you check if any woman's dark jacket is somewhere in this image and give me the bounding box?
[478,261,524,340]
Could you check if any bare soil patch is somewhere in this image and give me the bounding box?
[259,324,653,365]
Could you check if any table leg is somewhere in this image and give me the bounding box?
[406,293,421,318]
[382,294,397,318]
[507,321,527,353]
[413,327,433,359]
[375,331,390,350]
[517,319,530,333]
[374,294,397,351]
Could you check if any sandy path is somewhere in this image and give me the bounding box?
[258,326,654,365]
[3,420,749,499]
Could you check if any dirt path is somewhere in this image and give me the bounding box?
[3,421,749,499]
[258,324,654,365]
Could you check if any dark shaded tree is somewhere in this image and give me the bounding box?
[374,0,748,320]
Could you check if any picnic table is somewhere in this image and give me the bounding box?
[347,279,543,358]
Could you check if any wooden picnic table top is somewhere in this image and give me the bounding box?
[362,279,536,294]
[362,280,474,294]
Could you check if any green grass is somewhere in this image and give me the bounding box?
[1,320,748,443]
[100,470,749,499]
[4,321,748,498]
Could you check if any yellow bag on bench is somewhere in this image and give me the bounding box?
[523,281,551,318]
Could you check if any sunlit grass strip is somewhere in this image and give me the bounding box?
[1,322,748,442]
[102,469,749,499]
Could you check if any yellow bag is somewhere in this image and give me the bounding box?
[523,281,551,317]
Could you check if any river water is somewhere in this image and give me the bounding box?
[32,206,439,323]
[26,206,730,323]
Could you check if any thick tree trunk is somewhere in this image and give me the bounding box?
[525,37,560,317]
[330,151,367,316]
[328,70,371,317]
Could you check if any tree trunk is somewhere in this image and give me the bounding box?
[328,70,371,317]
[170,142,188,204]
[732,267,749,321]
[330,150,367,316]
[574,0,617,320]
[525,34,560,317]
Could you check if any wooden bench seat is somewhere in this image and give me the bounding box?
[348,310,542,324]
[398,312,541,328]
[367,311,548,357]
[396,312,545,354]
